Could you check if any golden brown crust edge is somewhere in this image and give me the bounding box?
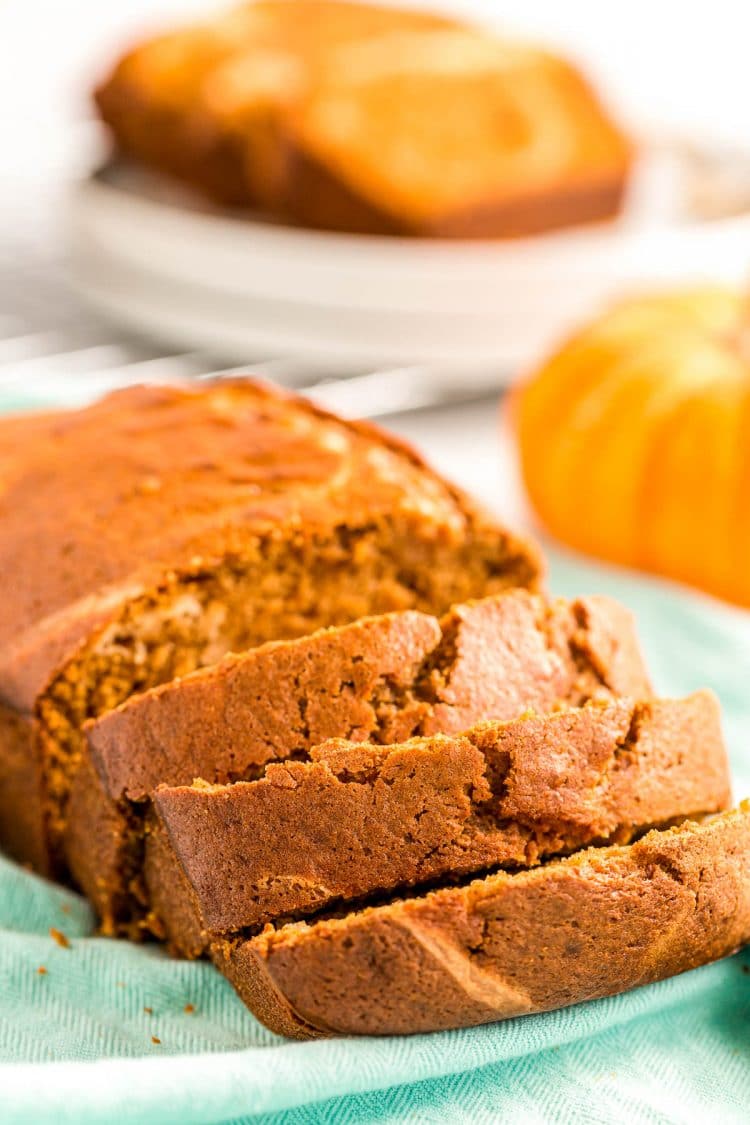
[0,376,543,714]
[280,140,629,238]
[216,803,750,1038]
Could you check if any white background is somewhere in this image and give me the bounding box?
[3,0,750,178]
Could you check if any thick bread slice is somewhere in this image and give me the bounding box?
[85,590,648,802]
[281,29,632,236]
[68,590,649,936]
[216,802,750,1038]
[195,2,460,205]
[148,691,729,957]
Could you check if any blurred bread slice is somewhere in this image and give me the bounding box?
[96,1,461,206]
[95,5,267,188]
[279,28,633,236]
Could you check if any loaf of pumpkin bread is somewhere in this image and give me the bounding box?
[2,374,742,1047]
[215,802,750,1038]
[0,379,539,878]
[69,588,648,937]
[148,690,729,958]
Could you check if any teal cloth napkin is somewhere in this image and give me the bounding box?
[1,535,749,1123]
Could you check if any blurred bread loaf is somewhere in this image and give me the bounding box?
[95,1,461,206]
[196,1,460,205]
[95,1,632,236]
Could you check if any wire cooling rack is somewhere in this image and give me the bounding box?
[0,200,505,419]
[8,126,750,419]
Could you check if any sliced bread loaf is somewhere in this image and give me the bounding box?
[148,691,729,957]
[68,590,648,937]
[0,379,539,878]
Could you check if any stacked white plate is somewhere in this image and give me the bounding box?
[69,137,750,383]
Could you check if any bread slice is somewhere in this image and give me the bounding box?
[67,589,648,937]
[148,691,729,958]
[0,379,539,879]
[196,2,460,205]
[281,29,633,236]
[95,5,632,232]
[95,1,460,205]
[215,802,750,1038]
[94,5,268,192]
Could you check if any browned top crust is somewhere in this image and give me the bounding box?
[151,690,729,942]
[85,590,650,803]
[220,802,750,1038]
[0,378,538,709]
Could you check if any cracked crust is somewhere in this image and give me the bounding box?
[85,590,649,802]
[68,589,650,936]
[217,802,750,1038]
[149,690,729,956]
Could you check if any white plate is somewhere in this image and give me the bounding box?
[69,138,750,377]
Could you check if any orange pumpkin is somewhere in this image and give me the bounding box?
[514,287,750,606]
